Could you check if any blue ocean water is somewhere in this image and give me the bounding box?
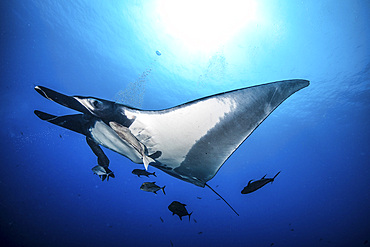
[1,1,369,246]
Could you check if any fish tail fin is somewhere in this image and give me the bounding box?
[143,154,155,171]
[205,183,239,216]
[153,172,157,177]
[272,171,281,181]
[189,212,193,221]
[161,186,166,195]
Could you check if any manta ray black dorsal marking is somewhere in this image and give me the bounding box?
[34,79,309,187]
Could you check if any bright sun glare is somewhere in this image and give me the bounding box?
[157,0,258,51]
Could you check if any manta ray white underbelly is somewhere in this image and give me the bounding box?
[127,96,236,178]
[89,120,143,163]
[34,79,309,187]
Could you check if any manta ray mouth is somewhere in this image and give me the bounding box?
[35,86,90,114]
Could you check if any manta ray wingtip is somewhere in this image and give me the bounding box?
[297,79,310,87]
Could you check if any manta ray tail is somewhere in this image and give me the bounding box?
[205,183,239,216]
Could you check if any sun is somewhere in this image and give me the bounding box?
[157,0,258,52]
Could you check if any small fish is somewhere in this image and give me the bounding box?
[59,134,62,138]
[364,240,368,245]
[140,182,166,195]
[198,232,203,234]
[193,219,197,223]
[290,228,294,232]
[92,165,115,181]
[170,240,173,247]
[241,171,281,194]
[109,122,155,171]
[168,201,192,221]
[270,243,274,246]
[160,217,164,223]
[197,197,202,199]
[132,169,157,178]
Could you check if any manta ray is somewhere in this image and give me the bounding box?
[34,79,309,214]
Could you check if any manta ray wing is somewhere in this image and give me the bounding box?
[126,79,309,187]
[34,79,309,187]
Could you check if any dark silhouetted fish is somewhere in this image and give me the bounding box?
[132,168,156,178]
[241,171,280,194]
[160,217,164,223]
[140,182,165,195]
[92,165,115,181]
[168,201,192,221]
[198,232,203,234]
[193,219,197,223]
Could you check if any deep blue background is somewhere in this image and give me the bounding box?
[1,1,369,246]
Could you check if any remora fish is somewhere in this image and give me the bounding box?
[140,182,166,195]
[92,165,115,181]
[241,171,281,194]
[109,121,155,170]
[168,201,192,221]
[132,168,157,178]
